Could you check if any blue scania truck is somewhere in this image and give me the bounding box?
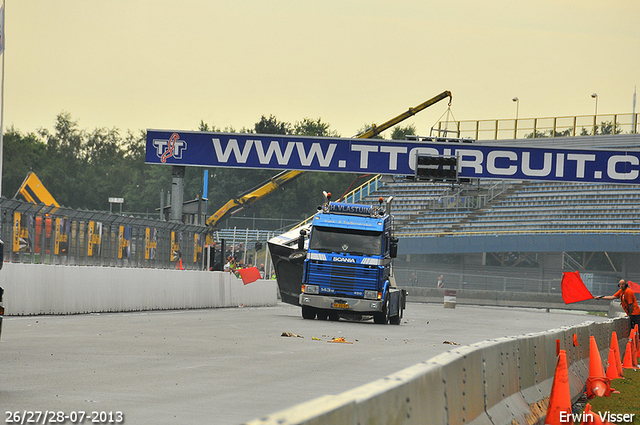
[287,192,406,325]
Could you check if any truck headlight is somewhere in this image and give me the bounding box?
[364,290,378,300]
[303,284,319,295]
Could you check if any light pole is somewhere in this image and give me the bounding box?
[591,93,598,134]
[512,97,519,138]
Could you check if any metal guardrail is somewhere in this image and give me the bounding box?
[342,174,385,204]
[422,180,514,212]
[284,176,387,232]
[437,112,639,140]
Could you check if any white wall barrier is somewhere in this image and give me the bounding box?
[246,318,630,425]
[0,263,278,315]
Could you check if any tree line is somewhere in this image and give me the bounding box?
[2,113,416,223]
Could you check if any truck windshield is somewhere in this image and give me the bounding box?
[309,226,383,256]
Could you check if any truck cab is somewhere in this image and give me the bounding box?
[298,193,405,324]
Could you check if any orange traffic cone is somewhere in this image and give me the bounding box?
[631,329,639,368]
[589,336,606,377]
[635,325,640,358]
[580,403,605,425]
[610,331,624,378]
[622,338,637,369]
[586,336,610,398]
[606,348,622,380]
[545,350,571,425]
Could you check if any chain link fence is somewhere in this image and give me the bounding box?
[393,265,621,296]
[0,198,276,271]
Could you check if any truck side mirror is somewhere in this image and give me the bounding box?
[389,242,398,258]
[298,229,306,250]
[389,237,398,258]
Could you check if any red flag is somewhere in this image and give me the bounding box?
[628,280,640,294]
[239,267,262,285]
[561,271,594,304]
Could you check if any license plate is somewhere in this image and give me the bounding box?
[332,302,349,309]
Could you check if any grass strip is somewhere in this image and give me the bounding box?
[582,369,640,424]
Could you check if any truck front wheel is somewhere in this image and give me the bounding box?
[302,306,316,320]
[373,298,389,324]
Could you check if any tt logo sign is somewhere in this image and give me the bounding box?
[152,133,188,163]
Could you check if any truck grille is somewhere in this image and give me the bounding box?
[307,261,379,296]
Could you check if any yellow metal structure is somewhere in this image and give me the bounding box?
[355,90,452,139]
[15,172,60,207]
[206,91,452,228]
[206,169,304,227]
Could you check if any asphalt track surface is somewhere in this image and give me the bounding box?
[0,302,608,425]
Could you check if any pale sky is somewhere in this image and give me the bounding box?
[4,1,640,138]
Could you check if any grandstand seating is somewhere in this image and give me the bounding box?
[360,181,458,223]
[361,180,640,235]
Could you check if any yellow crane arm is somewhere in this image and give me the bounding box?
[355,90,452,139]
[206,90,452,228]
[206,169,304,227]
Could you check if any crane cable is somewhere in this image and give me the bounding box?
[430,101,459,138]
[337,174,373,202]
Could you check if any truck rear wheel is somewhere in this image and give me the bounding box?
[389,289,406,325]
[302,306,316,320]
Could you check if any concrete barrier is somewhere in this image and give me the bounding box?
[245,318,631,425]
[0,263,278,315]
